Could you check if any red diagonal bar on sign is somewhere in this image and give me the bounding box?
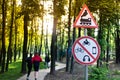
[78,41,95,60]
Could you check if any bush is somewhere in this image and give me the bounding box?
[89,66,109,80]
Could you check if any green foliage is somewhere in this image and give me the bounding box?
[40,62,46,69]
[89,66,109,80]
[21,0,43,19]
[87,29,95,37]
[113,70,120,75]
[54,0,67,18]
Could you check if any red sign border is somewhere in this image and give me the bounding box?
[72,36,100,65]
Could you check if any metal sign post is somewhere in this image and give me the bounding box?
[85,65,88,80]
[84,29,88,80]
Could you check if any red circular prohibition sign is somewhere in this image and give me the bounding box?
[72,36,100,65]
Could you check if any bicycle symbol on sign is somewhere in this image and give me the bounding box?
[75,47,84,53]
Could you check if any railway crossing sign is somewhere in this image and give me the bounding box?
[73,4,98,28]
[72,36,100,65]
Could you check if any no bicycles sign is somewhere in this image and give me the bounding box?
[72,36,100,65]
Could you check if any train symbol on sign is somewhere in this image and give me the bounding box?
[80,10,91,25]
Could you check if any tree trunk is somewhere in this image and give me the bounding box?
[70,0,77,73]
[78,28,81,37]
[45,25,49,56]
[70,27,76,73]
[50,19,57,74]
[39,26,43,54]
[50,0,57,75]
[14,0,17,62]
[115,0,120,64]
[1,0,7,73]
[30,21,33,53]
[115,29,120,63]
[97,12,102,68]
[21,13,28,73]
[66,0,72,72]
[6,0,15,71]
[39,0,44,55]
[106,25,110,66]
[0,50,2,65]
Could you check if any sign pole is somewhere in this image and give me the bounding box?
[85,65,88,80]
[84,29,88,80]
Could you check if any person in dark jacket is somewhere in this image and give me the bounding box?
[32,52,42,80]
[45,55,50,68]
[25,53,32,80]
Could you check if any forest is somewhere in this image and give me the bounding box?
[0,0,120,78]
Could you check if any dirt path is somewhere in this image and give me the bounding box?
[44,62,85,80]
[108,60,120,79]
[109,61,120,71]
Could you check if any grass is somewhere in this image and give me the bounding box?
[0,60,46,80]
[0,60,23,80]
[110,76,120,80]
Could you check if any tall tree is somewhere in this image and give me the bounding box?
[50,0,57,74]
[66,0,72,72]
[14,0,17,62]
[21,0,43,73]
[50,0,67,74]
[115,0,120,63]
[70,0,77,73]
[6,0,16,71]
[1,0,7,73]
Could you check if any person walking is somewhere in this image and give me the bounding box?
[32,52,42,80]
[45,55,50,68]
[25,53,32,80]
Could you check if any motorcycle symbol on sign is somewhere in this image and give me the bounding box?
[82,39,90,46]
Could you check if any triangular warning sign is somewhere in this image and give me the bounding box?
[73,4,98,28]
